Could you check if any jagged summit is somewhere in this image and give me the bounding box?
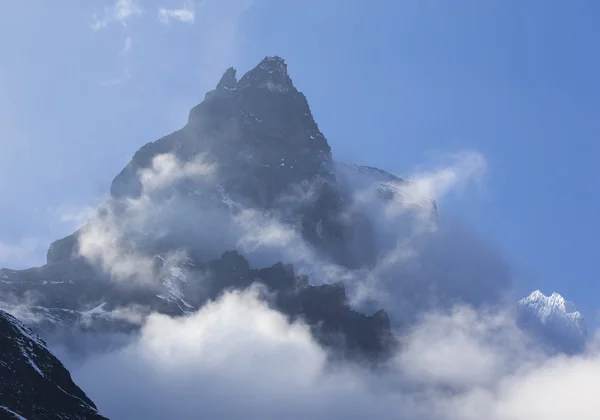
[520,290,583,323]
[214,56,293,93]
[237,55,293,92]
[216,67,237,90]
[518,289,587,354]
[112,55,331,205]
[257,55,287,71]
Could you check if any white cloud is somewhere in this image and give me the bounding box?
[396,306,537,390]
[391,151,487,216]
[76,153,218,282]
[77,203,156,282]
[64,287,412,420]
[54,205,97,231]
[58,285,600,420]
[138,153,215,193]
[92,0,143,31]
[158,1,196,24]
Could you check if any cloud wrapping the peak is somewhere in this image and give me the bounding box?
[60,147,554,419]
[402,151,486,207]
[138,153,215,194]
[75,153,236,284]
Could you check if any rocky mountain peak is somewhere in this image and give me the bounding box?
[236,55,293,92]
[112,56,332,206]
[216,67,237,90]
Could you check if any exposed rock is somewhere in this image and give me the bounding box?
[0,310,107,419]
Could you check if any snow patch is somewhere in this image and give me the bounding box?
[86,303,107,316]
[56,385,98,412]
[0,406,27,420]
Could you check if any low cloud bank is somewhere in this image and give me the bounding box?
[44,149,597,419]
[58,287,600,420]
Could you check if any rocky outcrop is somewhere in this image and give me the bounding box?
[0,310,107,419]
[1,250,394,360]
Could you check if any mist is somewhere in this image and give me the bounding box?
[11,148,589,419]
[55,287,600,420]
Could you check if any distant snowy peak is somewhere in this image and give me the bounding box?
[518,290,587,354]
[520,290,584,326]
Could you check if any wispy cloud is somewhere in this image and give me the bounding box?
[76,153,218,282]
[55,205,97,231]
[402,151,487,207]
[158,1,196,24]
[92,0,143,31]
[122,36,133,54]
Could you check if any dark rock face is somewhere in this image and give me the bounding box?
[0,310,107,419]
[1,250,394,360]
[47,230,80,264]
[111,56,331,205]
[203,251,394,359]
[109,56,350,264]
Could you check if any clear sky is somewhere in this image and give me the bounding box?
[1,1,598,318]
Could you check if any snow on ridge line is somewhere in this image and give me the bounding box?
[56,385,99,413]
[519,289,587,341]
[520,289,582,319]
[0,406,27,420]
[3,312,47,377]
[6,312,47,349]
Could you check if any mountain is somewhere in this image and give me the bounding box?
[0,310,107,419]
[0,56,401,360]
[0,55,589,418]
[47,56,386,269]
[0,55,583,371]
[518,290,587,354]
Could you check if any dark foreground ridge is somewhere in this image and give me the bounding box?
[0,310,107,420]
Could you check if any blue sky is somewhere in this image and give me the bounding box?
[1,1,599,318]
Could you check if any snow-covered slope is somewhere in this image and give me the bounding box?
[0,310,107,419]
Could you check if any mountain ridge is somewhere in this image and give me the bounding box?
[0,310,107,419]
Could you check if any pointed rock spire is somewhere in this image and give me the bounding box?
[216,67,237,90]
[237,55,294,92]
